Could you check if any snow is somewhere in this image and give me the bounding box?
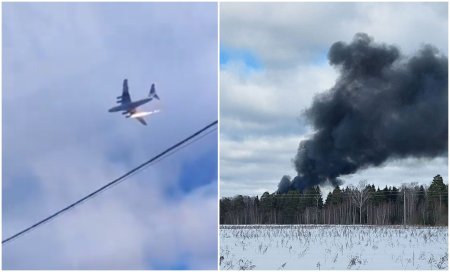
[220,225,448,270]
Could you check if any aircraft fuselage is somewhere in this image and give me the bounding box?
[108,98,152,112]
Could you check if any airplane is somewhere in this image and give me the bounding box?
[108,79,160,125]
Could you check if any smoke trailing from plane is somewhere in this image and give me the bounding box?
[278,33,448,194]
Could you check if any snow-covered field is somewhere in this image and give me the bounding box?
[220,225,448,270]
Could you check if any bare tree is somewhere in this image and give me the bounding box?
[350,180,370,224]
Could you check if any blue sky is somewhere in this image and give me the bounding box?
[3,3,217,269]
[220,2,448,197]
[220,46,262,70]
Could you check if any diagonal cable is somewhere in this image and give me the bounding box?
[3,120,218,245]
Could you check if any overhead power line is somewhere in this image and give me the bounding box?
[3,120,218,245]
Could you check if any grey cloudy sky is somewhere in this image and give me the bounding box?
[3,3,217,269]
[220,2,448,197]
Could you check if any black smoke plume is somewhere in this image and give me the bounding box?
[279,33,448,194]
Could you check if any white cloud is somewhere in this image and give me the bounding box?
[220,135,307,197]
[343,157,449,189]
[221,3,447,68]
[3,178,218,269]
[222,61,337,118]
[220,60,337,139]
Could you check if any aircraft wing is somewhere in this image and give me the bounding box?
[136,117,147,126]
[117,79,131,104]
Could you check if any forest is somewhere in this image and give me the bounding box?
[220,175,448,226]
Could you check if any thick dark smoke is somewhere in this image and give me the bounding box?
[278,33,448,194]
[277,175,292,193]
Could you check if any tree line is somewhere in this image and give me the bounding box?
[220,175,448,226]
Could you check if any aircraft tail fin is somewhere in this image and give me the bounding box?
[149,83,160,100]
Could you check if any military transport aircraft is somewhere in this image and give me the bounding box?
[108,79,160,125]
